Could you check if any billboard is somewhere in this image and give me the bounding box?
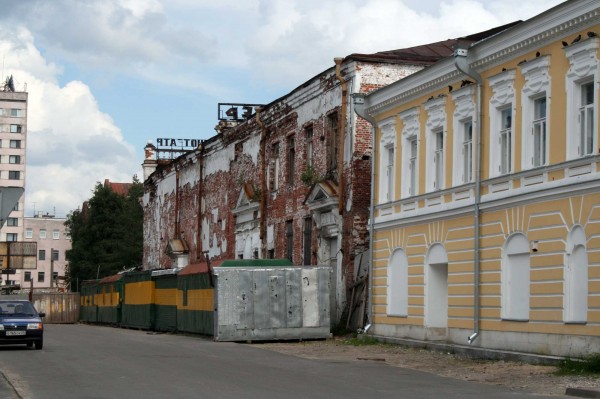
[0,242,37,270]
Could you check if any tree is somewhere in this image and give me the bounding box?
[65,177,143,289]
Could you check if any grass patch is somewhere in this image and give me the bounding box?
[340,335,381,346]
[557,354,600,375]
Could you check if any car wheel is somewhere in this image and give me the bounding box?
[35,339,43,350]
[26,342,33,348]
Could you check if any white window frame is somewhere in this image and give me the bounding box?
[501,233,530,321]
[400,108,420,198]
[452,86,475,185]
[565,38,599,160]
[520,56,550,170]
[378,118,396,203]
[387,249,409,317]
[40,229,46,239]
[532,97,548,167]
[499,107,513,175]
[25,228,33,239]
[489,70,516,178]
[424,97,446,192]
[53,229,60,240]
[462,121,473,183]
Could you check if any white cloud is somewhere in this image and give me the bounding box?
[0,29,138,217]
[0,0,567,217]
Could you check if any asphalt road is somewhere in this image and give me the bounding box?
[0,324,561,399]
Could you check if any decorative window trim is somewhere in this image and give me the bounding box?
[452,86,476,186]
[378,117,396,203]
[564,38,599,160]
[424,96,447,192]
[520,56,551,170]
[489,70,516,178]
[400,107,420,198]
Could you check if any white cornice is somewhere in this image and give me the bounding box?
[364,0,600,118]
[366,58,459,116]
[374,171,600,230]
[470,1,600,71]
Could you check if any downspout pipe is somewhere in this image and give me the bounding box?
[175,164,180,239]
[256,107,268,259]
[352,92,377,331]
[454,44,482,345]
[196,142,204,261]
[334,58,347,216]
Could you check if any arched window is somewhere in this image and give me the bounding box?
[387,249,409,316]
[565,226,588,323]
[501,233,530,321]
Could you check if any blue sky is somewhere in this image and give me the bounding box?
[0,0,563,217]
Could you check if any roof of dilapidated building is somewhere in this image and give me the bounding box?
[345,21,522,65]
[104,179,132,197]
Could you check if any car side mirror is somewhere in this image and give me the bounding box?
[38,313,46,318]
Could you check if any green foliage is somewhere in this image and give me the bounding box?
[340,335,381,346]
[557,354,600,375]
[65,177,143,289]
[300,165,320,186]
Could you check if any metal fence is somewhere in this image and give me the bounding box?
[1,292,80,324]
[33,293,80,323]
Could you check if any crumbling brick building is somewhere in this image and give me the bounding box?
[142,39,479,325]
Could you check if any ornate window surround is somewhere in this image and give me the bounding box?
[400,107,420,198]
[520,55,551,170]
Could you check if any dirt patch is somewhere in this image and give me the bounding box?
[256,338,599,397]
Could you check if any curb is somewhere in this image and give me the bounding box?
[566,388,600,398]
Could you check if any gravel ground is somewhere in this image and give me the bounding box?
[255,338,599,397]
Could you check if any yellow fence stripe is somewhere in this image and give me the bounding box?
[177,289,214,312]
[155,288,178,306]
[124,281,155,305]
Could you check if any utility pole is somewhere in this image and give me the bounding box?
[50,247,54,288]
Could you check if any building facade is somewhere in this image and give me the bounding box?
[0,83,27,286]
[22,215,70,290]
[141,37,498,325]
[356,0,599,357]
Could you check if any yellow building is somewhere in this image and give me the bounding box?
[354,0,600,357]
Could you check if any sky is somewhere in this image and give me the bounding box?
[0,0,564,218]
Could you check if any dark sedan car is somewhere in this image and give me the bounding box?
[0,299,44,349]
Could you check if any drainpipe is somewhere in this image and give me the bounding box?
[256,107,267,258]
[175,164,180,239]
[454,44,482,345]
[334,58,347,216]
[351,92,377,331]
[196,142,204,261]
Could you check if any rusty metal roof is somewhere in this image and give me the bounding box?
[345,21,522,65]
[103,179,133,197]
[99,274,122,284]
[179,260,223,276]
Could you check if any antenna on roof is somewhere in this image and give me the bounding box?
[3,75,14,92]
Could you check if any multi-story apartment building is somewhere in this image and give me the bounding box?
[355,0,599,357]
[22,214,70,290]
[142,27,515,326]
[0,81,27,286]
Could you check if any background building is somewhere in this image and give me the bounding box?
[23,214,70,290]
[0,78,27,286]
[357,0,599,357]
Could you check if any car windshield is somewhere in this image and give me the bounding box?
[0,302,37,317]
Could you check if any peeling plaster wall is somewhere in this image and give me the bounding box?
[143,59,426,323]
